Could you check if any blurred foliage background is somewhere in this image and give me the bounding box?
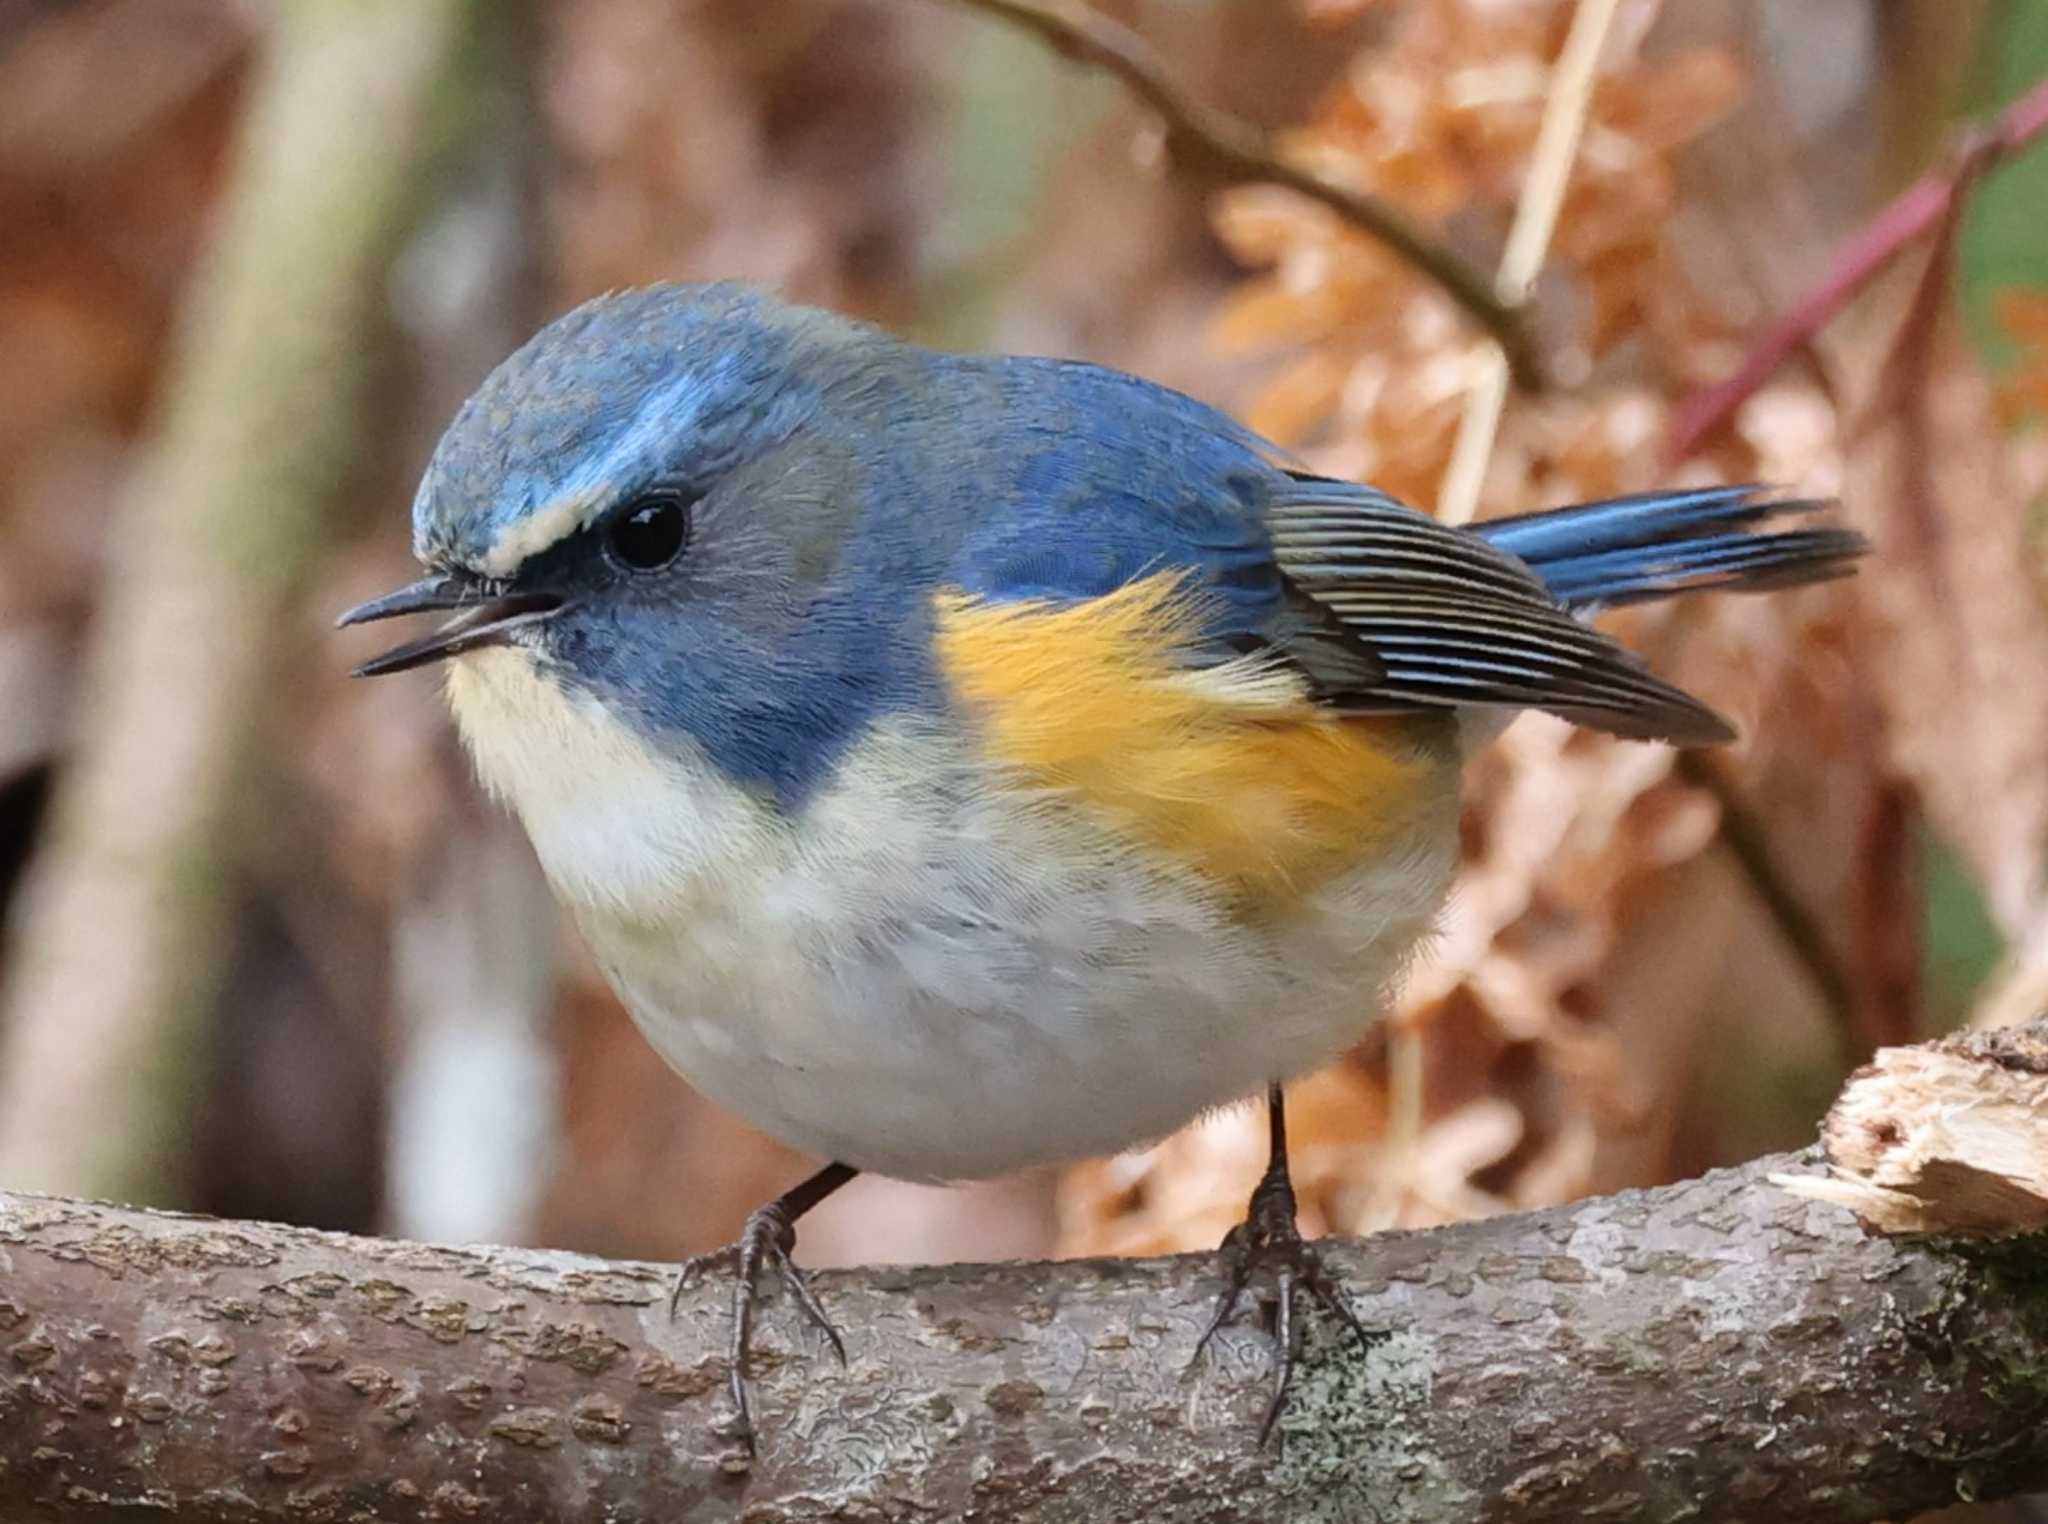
[0,0,2044,1455]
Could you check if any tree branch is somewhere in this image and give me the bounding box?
[940,0,1544,389]
[1665,72,2048,463]
[5,1016,2047,1524]
[1777,1016,2048,1234]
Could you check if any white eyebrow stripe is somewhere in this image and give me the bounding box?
[475,483,611,579]
[462,367,721,579]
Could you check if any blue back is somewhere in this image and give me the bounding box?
[947,358,1283,613]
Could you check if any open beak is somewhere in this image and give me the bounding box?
[336,574,566,677]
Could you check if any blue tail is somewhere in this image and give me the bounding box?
[1473,486,1867,611]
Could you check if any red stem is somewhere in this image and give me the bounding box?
[1665,73,2048,465]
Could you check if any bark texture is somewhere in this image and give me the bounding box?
[1,1152,2043,1522]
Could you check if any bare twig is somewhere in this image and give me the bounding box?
[941,0,1543,389]
[1437,0,1621,525]
[1666,73,2048,463]
[6,1012,2048,1524]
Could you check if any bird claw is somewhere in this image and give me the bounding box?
[1190,1171,1382,1447]
[746,1209,847,1366]
[667,1197,849,1455]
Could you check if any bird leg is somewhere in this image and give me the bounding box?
[1192,1083,1382,1445]
[670,1160,858,1452]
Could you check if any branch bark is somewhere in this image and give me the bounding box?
[1,1145,2043,1520]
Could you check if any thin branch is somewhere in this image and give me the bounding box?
[941,0,1543,389]
[1666,72,2048,464]
[3,1073,2046,1522]
[1437,0,1621,525]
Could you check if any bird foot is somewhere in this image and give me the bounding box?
[1190,1168,1381,1446]
[669,1195,847,1454]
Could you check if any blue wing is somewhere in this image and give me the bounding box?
[946,359,1863,746]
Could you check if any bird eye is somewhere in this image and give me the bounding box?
[605,491,690,572]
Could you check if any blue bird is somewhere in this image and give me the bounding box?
[341,282,1865,1449]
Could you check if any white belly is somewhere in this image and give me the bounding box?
[448,650,1458,1181]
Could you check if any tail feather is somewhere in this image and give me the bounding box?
[1529,527,1868,609]
[1472,487,1867,611]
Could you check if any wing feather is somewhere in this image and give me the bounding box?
[1263,483,1738,744]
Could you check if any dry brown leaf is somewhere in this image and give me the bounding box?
[1242,349,1349,446]
[1993,288,2048,426]
[1600,46,1743,154]
[1843,273,2048,940]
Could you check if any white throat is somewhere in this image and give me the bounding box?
[444,647,783,915]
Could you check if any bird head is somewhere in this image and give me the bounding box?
[339,282,936,811]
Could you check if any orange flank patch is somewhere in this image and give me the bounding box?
[933,575,1438,907]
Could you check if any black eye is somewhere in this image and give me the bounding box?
[605,491,690,572]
